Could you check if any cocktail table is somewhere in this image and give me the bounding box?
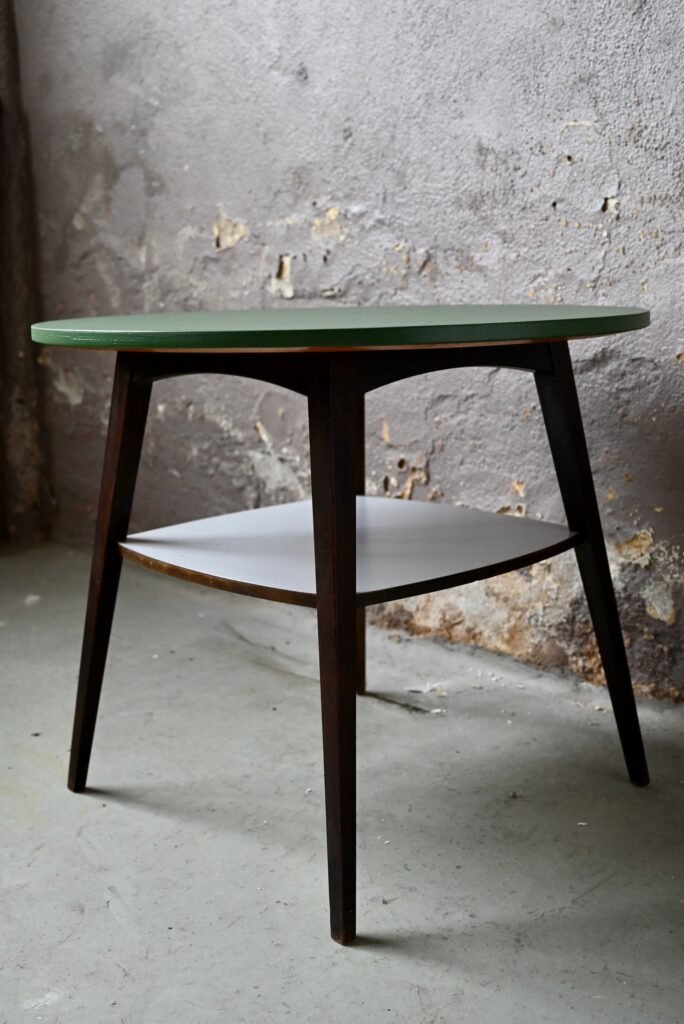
[32,304,651,944]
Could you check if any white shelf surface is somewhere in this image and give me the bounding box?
[120,496,576,607]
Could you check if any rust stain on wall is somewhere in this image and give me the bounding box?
[371,534,684,701]
[614,529,654,566]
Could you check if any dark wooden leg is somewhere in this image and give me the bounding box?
[308,355,359,944]
[535,342,649,786]
[353,394,367,695]
[68,354,151,792]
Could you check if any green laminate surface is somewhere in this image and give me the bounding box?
[31,305,649,351]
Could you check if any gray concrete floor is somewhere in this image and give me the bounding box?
[1,544,683,1023]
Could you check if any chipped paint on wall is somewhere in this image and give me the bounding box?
[613,529,654,567]
[374,456,430,500]
[213,212,247,251]
[510,480,526,499]
[267,255,294,299]
[382,242,411,289]
[311,206,346,241]
[249,419,307,501]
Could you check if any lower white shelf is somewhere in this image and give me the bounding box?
[120,496,576,607]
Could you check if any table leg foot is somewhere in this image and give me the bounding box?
[68,355,150,792]
[575,540,650,786]
[535,342,649,787]
[309,355,359,942]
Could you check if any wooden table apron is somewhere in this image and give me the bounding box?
[50,336,649,946]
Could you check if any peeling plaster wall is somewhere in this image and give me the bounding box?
[16,0,683,697]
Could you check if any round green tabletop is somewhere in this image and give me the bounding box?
[31,304,649,352]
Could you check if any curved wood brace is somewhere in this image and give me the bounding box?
[123,342,556,398]
[126,351,312,395]
[353,341,554,393]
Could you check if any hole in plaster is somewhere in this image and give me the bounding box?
[601,196,619,214]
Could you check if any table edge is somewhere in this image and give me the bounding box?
[31,309,650,352]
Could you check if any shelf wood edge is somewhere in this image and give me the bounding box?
[119,527,578,609]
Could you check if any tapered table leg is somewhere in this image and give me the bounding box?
[308,355,359,944]
[535,342,649,786]
[68,354,151,792]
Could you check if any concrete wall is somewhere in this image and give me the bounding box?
[17,0,683,698]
